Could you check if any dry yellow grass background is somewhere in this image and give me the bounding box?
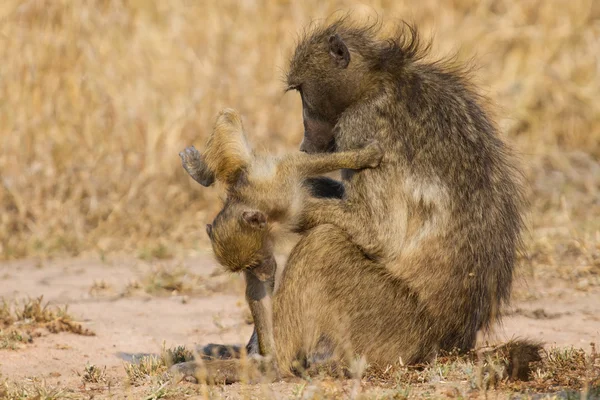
[0,0,598,269]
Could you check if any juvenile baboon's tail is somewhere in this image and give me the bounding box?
[169,356,280,385]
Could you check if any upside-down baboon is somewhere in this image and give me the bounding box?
[179,107,382,357]
[172,18,533,382]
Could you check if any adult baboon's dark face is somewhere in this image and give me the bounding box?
[287,33,359,154]
[298,89,336,153]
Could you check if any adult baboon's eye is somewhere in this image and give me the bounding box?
[286,84,302,93]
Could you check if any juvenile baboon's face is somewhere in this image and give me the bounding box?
[287,33,362,153]
[207,203,270,276]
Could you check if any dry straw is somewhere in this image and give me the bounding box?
[0,0,598,260]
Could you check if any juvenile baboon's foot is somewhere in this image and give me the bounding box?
[215,108,243,131]
[179,146,216,187]
[358,141,384,168]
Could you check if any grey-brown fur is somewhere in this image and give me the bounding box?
[172,18,531,382]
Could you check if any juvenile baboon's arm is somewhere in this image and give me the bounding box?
[279,141,383,178]
[294,197,383,259]
[244,257,276,358]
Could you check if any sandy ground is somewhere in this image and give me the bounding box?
[1,254,599,399]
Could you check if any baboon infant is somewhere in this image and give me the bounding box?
[180,108,383,355]
[181,108,382,277]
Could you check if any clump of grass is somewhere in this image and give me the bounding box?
[0,377,72,400]
[0,329,32,350]
[125,265,201,296]
[505,345,600,394]
[124,264,243,297]
[89,280,112,297]
[124,355,168,386]
[163,345,195,366]
[142,381,204,400]
[78,363,107,384]
[0,296,94,349]
[124,345,194,386]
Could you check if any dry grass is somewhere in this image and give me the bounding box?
[0,376,74,400]
[77,363,107,385]
[0,296,94,349]
[0,0,597,263]
[123,344,193,387]
[0,1,598,398]
[123,263,243,297]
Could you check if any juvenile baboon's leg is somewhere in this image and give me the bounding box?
[180,109,251,187]
[279,141,383,178]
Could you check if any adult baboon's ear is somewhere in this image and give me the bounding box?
[328,34,350,68]
[206,224,213,238]
[241,210,267,230]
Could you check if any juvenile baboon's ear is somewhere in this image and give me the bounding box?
[328,34,350,68]
[206,224,213,238]
[252,255,276,282]
[241,210,267,230]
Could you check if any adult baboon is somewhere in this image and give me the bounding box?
[173,18,528,381]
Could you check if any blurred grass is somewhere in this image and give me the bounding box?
[0,0,598,263]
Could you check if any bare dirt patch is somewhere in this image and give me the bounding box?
[0,254,598,399]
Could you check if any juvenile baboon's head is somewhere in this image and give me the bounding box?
[206,202,274,281]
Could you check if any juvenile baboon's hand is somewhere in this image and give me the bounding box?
[359,141,384,168]
[179,145,202,173]
[179,146,215,187]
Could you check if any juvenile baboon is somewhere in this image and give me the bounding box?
[180,108,383,356]
[173,18,535,382]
